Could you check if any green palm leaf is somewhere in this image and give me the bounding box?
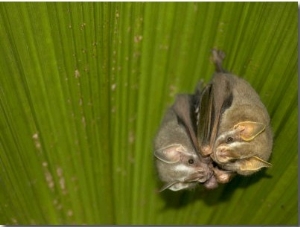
[0,2,297,225]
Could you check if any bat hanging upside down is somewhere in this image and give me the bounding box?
[154,49,273,191]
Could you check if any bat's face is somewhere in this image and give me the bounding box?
[211,127,245,163]
[155,144,213,191]
[210,121,272,175]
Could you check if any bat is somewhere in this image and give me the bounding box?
[153,94,217,191]
[197,49,273,179]
[153,48,273,192]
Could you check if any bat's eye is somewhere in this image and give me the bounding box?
[188,159,194,164]
[226,137,234,143]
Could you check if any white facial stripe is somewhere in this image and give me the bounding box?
[174,164,192,173]
[217,130,238,143]
[225,141,246,149]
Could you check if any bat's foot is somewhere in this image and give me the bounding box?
[211,49,226,73]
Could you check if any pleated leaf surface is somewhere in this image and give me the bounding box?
[0,2,297,225]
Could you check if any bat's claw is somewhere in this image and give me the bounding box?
[211,49,226,73]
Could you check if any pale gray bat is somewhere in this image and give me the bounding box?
[197,49,272,179]
[154,94,217,191]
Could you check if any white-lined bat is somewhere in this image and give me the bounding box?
[197,49,273,180]
[154,94,217,191]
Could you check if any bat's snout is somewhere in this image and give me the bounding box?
[213,145,235,164]
[189,167,213,183]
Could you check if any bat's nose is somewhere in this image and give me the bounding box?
[213,145,231,163]
[185,167,212,183]
[196,167,213,182]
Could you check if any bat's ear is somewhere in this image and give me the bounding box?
[154,144,186,164]
[234,121,266,141]
[169,183,190,191]
[239,156,272,173]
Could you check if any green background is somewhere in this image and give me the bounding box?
[0,2,298,225]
